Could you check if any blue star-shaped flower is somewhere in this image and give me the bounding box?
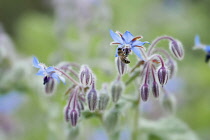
[110,30,150,60]
[194,35,210,53]
[33,56,65,84]
[194,35,210,63]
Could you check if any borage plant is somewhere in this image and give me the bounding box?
[33,30,184,139]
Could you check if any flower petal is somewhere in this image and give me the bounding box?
[36,69,45,76]
[132,41,150,47]
[205,46,210,53]
[131,47,144,60]
[33,56,41,68]
[46,67,55,73]
[110,30,123,44]
[59,75,66,85]
[122,31,134,44]
[195,35,201,46]
[51,73,60,83]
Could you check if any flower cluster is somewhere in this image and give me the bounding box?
[33,58,110,127]
[110,30,184,101]
[193,35,210,63]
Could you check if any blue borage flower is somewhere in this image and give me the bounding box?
[194,35,210,53]
[109,30,150,60]
[33,56,66,84]
[194,35,210,62]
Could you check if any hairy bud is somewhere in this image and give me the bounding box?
[87,83,98,111]
[111,79,124,103]
[158,66,169,86]
[98,88,110,111]
[65,87,80,127]
[170,40,184,60]
[166,59,177,79]
[44,77,55,94]
[140,84,149,101]
[115,57,127,75]
[152,82,159,98]
[69,109,79,126]
[79,65,93,87]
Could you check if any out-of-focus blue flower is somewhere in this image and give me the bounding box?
[110,30,150,60]
[194,35,210,62]
[0,91,25,114]
[194,35,210,53]
[33,56,65,84]
[194,35,201,46]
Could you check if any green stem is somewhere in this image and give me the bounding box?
[131,94,141,140]
[125,70,140,86]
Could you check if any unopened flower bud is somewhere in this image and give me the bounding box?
[98,89,110,111]
[170,40,184,60]
[166,59,177,79]
[115,57,127,75]
[140,84,149,101]
[65,87,80,127]
[43,76,55,94]
[152,82,159,98]
[87,83,98,111]
[111,78,124,103]
[69,109,79,126]
[77,100,84,112]
[79,65,93,86]
[158,66,169,86]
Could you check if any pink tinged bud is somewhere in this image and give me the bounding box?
[111,80,124,103]
[79,65,93,86]
[115,57,127,75]
[157,66,169,86]
[87,86,98,111]
[170,40,184,60]
[152,82,159,98]
[65,87,80,126]
[44,77,55,94]
[140,84,149,101]
[69,109,79,127]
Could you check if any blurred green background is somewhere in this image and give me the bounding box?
[0,0,210,140]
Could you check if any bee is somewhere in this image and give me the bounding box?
[117,48,130,64]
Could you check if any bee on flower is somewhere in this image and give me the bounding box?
[110,30,184,101]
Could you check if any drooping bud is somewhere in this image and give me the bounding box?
[115,57,128,75]
[157,66,169,86]
[140,84,149,101]
[77,99,84,111]
[166,58,177,79]
[152,82,159,98]
[111,77,124,103]
[79,65,93,87]
[87,82,98,111]
[44,77,55,94]
[169,40,184,60]
[98,84,110,111]
[65,87,80,127]
[151,65,159,98]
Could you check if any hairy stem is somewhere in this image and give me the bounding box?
[55,67,80,85]
[147,36,175,56]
